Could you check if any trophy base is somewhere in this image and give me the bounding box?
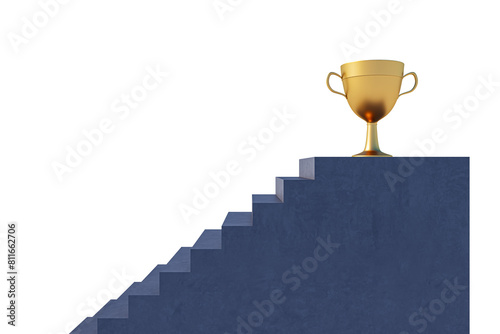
[352,150,392,157]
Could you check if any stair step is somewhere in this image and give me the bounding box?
[71,247,192,333]
[192,229,222,249]
[251,195,285,228]
[222,212,252,227]
[252,194,282,204]
[133,246,192,295]
[299,157,317,179]
[221,212,253,250]
[161,246,192,272]
[190,230,223,272]
[94,298,127,319]
[70,317,96,334]
[275,177,312,202]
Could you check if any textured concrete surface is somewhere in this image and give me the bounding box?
[72,157,469,334]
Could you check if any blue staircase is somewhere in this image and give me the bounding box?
[71,157,469,334]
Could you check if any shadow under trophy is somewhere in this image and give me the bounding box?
[327,60,417,157]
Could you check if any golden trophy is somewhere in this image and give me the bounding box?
[327,60,417,157]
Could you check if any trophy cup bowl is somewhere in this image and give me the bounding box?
[327,60,418,157]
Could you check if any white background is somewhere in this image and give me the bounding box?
[0,0,498,333]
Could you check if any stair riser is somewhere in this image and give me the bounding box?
[275,178,314,202]
[190,249,223,273]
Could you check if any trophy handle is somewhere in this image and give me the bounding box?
[326,72,346,97]
[399,72,418,97]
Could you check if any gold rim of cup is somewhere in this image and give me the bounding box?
[340,59,405,79]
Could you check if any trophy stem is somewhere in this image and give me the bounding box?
[353,123,392,157]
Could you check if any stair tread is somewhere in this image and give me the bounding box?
[192,229,222,249]
[162,247,191,271]
[252,194,282,204]
[222,212,252,227]
[276,176,309,181]
[95,299,127,319]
